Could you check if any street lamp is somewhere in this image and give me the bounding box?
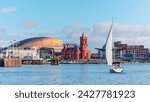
[15,41,20,58]
[10,40,16,58]
[10,41,13,58]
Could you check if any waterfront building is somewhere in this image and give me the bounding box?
[18,37,63,53]
[96,41,149,60]
[95,45,105,59]
[61,44,80,60]
[61,33,91,60]
[80,34,91,59]
[0,37,63,60]
[40,47,54,59]
[115,41,149,60]
[1,46,40,60]
[91,53,99,59]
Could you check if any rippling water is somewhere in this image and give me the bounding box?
[0,64,150,85]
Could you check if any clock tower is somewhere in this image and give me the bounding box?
[80,33,91,59]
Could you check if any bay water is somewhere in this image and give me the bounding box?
[0,64,150,85]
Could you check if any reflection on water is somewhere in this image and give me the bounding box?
[0,64,150,85]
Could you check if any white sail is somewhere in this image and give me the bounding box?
[105,22,113,66]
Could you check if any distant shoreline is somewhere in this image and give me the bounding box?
[60,59,150,64]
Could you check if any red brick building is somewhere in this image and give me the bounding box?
[61,44,80,59]
[61,33,91,60]
[114,41,149,59]
[97,41,149,60]
[126,45,149,58]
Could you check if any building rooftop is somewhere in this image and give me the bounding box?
[9,37,63,48]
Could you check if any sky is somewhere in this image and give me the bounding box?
[1,0,150,52]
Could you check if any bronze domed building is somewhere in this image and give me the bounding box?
[17,37,63,52]
[17,37,63,58]
[19,37,62,48]
[3,37,63,60]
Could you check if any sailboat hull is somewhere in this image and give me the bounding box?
[109,67,123,73]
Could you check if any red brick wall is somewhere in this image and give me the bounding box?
[61,34,91,60]
[80,35,91,59]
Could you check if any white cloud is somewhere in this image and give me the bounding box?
[62,24,90,43]
[113,23,150,48]
[0,7,16,14]
[0,28,6,35]
[61,22,150,52]
[41,31,54,36]
[22,20,39,29]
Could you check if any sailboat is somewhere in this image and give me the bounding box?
[105,19,123,73]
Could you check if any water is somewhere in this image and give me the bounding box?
[0,64,150,85]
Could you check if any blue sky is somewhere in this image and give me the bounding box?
[1,0,150,51]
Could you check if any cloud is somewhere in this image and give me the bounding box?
[41,31,54,36]
[22,20,39,29]
[0,28,6,35]
[3,22,150,52]
[61,22,150,52]
[0,7,16,14]
[62,24,90,43]
[112,23,150,48]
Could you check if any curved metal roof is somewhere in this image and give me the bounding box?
[19,37,49,46]
[9,37,62,48]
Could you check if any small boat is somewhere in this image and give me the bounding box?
[105,19,123,73]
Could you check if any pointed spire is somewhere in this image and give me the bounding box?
[82,32,85,37]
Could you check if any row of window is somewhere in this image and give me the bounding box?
[127,46,144,49]
[127,51,148,54]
